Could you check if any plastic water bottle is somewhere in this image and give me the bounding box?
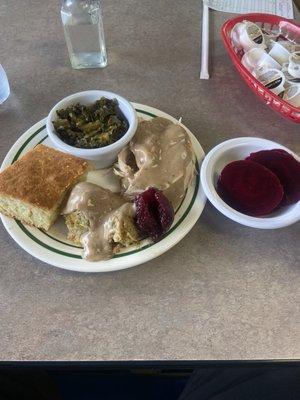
[0,64,10,104]
[61,0,107,69]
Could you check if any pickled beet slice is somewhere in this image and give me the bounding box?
[217,160,284,216]
[134,187,174,241]
[246,149,300,205]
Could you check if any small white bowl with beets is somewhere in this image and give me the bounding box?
[46,90,138,169]
[200,137,300,229]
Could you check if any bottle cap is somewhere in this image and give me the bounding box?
[231,22,247,50]
[282,63,300,85]
[238,22,266,51]
[262,29,280,50]
[288,51,300,79]
[256,69,286,95]
[242,48,280,73]
[283,84,300,107]
[268,41,292,65]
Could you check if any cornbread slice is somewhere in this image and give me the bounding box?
[0,144,90,230]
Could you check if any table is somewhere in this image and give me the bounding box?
[0,0,299,361]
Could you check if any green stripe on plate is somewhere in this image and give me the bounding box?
[135,109,157,118]
[39,228,82,249]
[35,135,48,146]
[11,109,200,260]
[16,220,82,259]
[12,125,46,163]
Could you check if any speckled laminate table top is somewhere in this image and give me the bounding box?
[0,0,299,361]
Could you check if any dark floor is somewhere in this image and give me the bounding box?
[53,371,188,400]
[0,363,299,400]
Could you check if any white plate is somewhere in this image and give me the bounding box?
[0,103,206,272]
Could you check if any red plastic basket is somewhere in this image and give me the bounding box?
[221,13,300,123]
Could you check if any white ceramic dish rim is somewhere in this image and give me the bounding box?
[46,90,138,157]
[200,137,300,229]
[1,103,206,273]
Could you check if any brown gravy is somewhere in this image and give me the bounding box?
[116,117,195,210]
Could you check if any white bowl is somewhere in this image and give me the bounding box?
[46,90,138,169]
[200,137,300,229]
